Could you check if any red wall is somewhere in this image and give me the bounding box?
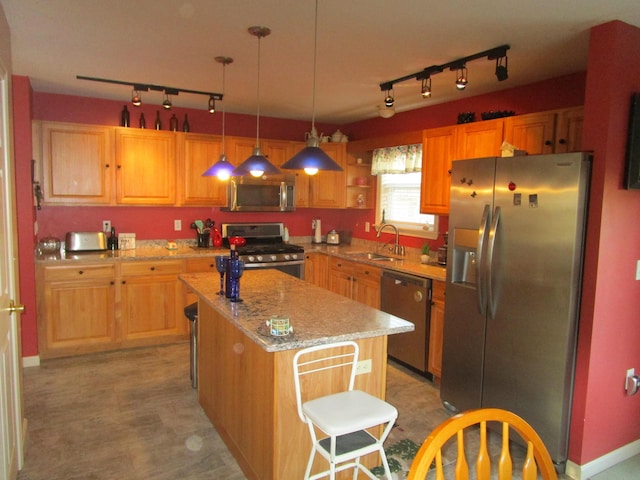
[569,20,640,464]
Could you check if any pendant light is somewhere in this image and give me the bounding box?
[232,26,280,177]
[202,56,234,180]
[280,0,343,176]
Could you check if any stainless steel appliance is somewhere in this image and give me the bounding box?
[440,152,591,471]
[224,175,296,212]
[221,222,304,279]
[64,231,107,252]
[381,271,432,379]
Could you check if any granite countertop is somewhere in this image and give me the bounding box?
[36,238,447,282]
[179,269,414,352]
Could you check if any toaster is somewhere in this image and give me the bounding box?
[65,232,107,252]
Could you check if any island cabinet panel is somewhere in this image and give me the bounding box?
[38,121,115,205]
[120,260,187,344]
[38,264,117,358]
[197,299,388,480]
[115,128,177,205]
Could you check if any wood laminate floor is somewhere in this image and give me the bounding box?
[17,343,638,479]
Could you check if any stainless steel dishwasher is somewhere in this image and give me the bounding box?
[380,270,432,378]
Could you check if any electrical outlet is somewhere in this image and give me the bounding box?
[102,220,111,232]
[365,221,370,233]
[636,260,640,280]
[356,359,372,375]
[174,219,182,231]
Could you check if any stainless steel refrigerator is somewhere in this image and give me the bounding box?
[440,152,591,470]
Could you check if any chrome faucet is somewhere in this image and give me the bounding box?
[375,223,405,256]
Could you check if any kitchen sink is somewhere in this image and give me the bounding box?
[346,252,396,261]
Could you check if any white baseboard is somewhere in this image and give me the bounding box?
[565,439,640,479]
[22,356,40,368]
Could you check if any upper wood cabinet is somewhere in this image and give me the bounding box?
[178,133,227,206]
[38,121,115,205]
[455,118,505,159]
[503,107,583,155]
[309,143,347,208]
[115,128,177,205]
[420,126,456,215]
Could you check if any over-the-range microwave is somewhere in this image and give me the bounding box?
[224,174,296,212]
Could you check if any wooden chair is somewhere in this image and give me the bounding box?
[293,341,398,480]
[407,408,558,480]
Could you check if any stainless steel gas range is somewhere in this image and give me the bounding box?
[221,222,305,279]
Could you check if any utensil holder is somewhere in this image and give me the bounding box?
[196,232,210,248]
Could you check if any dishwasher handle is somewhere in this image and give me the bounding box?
[381,271,430,289]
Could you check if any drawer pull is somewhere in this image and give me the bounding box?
[150,266,156,271]
[78,270,84,275]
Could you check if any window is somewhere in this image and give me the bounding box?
[376,172,438,239]
[372,144,438,239]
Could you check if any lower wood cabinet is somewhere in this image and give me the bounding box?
[304,252,328,289]
[119,260,187,344]
[428,280,446,379]
[38,264,117,358]
[37,259,189,359]
[328,257,381,309]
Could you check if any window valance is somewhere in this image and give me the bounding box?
[371,144,422,175]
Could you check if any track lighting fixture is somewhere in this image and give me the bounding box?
[131,89,142,107]
[208,96,216,114]
[76,75,223,111]
[281,0,343,175]
[202,57,234,180]
[455,65,468,90]
[495,55,509,81]
[384,89,394,108]
[379,44,509,103]
[231,26,280,177]
[421,77,432,98]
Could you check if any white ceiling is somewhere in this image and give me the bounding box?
[2,0,640,125]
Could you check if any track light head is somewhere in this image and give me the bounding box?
[131,89,142,107]
[495,56,509,81]
[421,77,432,98]
[208,96,216,114]
[162,93,172,109]
[384,89,394,108]
[455,66,468,90]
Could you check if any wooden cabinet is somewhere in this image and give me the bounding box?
[428,280,446,379]
[115,127,177,205]
[38,264,117,358]
[185,257,220,304]
[304,252,328,289]
[120,260,187,344]
[455,119,504,159]
[503,107,583,155]
[38,121,115,205]
[38,258,191,358]
[309,143,347,208]
[420,126,456,215]
[328,257,381,308]
[178,133,228,206]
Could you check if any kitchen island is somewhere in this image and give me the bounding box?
[179,269,413,480]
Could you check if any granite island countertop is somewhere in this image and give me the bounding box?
[179,269,414,352]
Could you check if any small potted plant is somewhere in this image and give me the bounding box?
[420,243,431,264]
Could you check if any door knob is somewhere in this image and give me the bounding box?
[4,300,25,314]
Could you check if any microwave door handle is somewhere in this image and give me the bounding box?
[279,182,286,211]
[230,180,238,211]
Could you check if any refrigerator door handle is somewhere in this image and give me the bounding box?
[476,204,491,316]
[487,205,501,319]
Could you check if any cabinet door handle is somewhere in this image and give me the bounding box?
[110,281,115,285]
[150,266,156,271]
[78,270,84,275]
[121,280,126,284]
[544,140,553,146]
[558,138,567,145]
[105,163,110,168]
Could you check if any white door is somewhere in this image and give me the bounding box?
[0,62,24,479]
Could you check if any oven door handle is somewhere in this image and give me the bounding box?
[243,260,304,269]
